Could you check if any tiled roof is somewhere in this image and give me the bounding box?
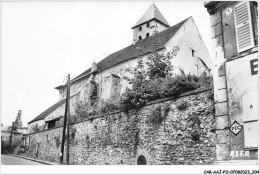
[132,3,170,28]
[28,92,79,124]
[55,17,189,89]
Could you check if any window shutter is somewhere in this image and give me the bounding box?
[234,2,255,53]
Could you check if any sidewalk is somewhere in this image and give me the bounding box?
[8,154,59,165]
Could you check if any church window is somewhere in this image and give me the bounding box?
[146,33,150,38]
[89,81,98,100]
[139,36,142,41]
[111,74,121,100]
[139,26,142,31]
[191,49,195,57]
[146,23,150,28]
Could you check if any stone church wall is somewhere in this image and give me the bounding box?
[25,87,216,165]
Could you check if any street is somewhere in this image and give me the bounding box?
[1,154,45,165]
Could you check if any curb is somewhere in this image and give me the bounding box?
[7,154,59,165]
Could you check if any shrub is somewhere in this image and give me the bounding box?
[188,115,201,142]
[191,130,200,142]
[74,101,90,119]
[146,46,179,79]
[54,135,61,148]
[119,88,148,112]
[1,144,17,154]
[1,135,22,154]
[100,99,120,114]
[75,48,213,116]
[32,123,41,132]
[120,46,212,112]
[149,105,164,125]
[121,72,212,111]
[176,99,189,110]
[148,104,170,125]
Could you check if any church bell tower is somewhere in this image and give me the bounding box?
[132,3,170,43]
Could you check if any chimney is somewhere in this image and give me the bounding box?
[91,62,97,72]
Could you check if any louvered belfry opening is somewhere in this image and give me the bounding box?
[234,1,255,53]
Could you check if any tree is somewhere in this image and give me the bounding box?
[121,59,149,111]
[120,47,180,111]
[13,110,23,131]
[146,46,179,79]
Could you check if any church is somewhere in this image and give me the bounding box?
[27,4,212,134]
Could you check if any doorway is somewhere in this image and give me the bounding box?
[137,155,147,165]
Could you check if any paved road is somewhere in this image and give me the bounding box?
[1,154,44,165]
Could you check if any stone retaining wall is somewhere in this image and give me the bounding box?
[26,88,216,165]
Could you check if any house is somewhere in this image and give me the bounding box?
[27,3,212,134]
[205,1,258,164]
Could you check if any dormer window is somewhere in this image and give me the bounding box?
[147,23,150,28]
[139,26,142,31]
[146,33,150,38]
[139,36,142,40]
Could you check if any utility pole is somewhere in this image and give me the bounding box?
[9,122,14,152]
[66,74,70,165]
[60,74,70,164]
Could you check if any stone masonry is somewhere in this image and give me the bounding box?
[25,88,216,165]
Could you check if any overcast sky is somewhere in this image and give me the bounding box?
[2,1,212,126]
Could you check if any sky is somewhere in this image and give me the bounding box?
[2,1,212,127]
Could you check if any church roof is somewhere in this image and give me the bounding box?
[55,17,189,89]
[28,92,79,124]
[132,3,170,29]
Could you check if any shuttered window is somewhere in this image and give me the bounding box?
[234,2,255,53]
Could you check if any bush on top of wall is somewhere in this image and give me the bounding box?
[119,48,212,112]
[73,48,213,119]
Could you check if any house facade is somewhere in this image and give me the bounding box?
[27,4,212,135]
[205,1,258,163]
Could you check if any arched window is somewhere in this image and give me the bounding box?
[137,155,147,165]
[139,26,142,31]
[138,36,142,41]
[146,33,150,38]
[147,23,150,28]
